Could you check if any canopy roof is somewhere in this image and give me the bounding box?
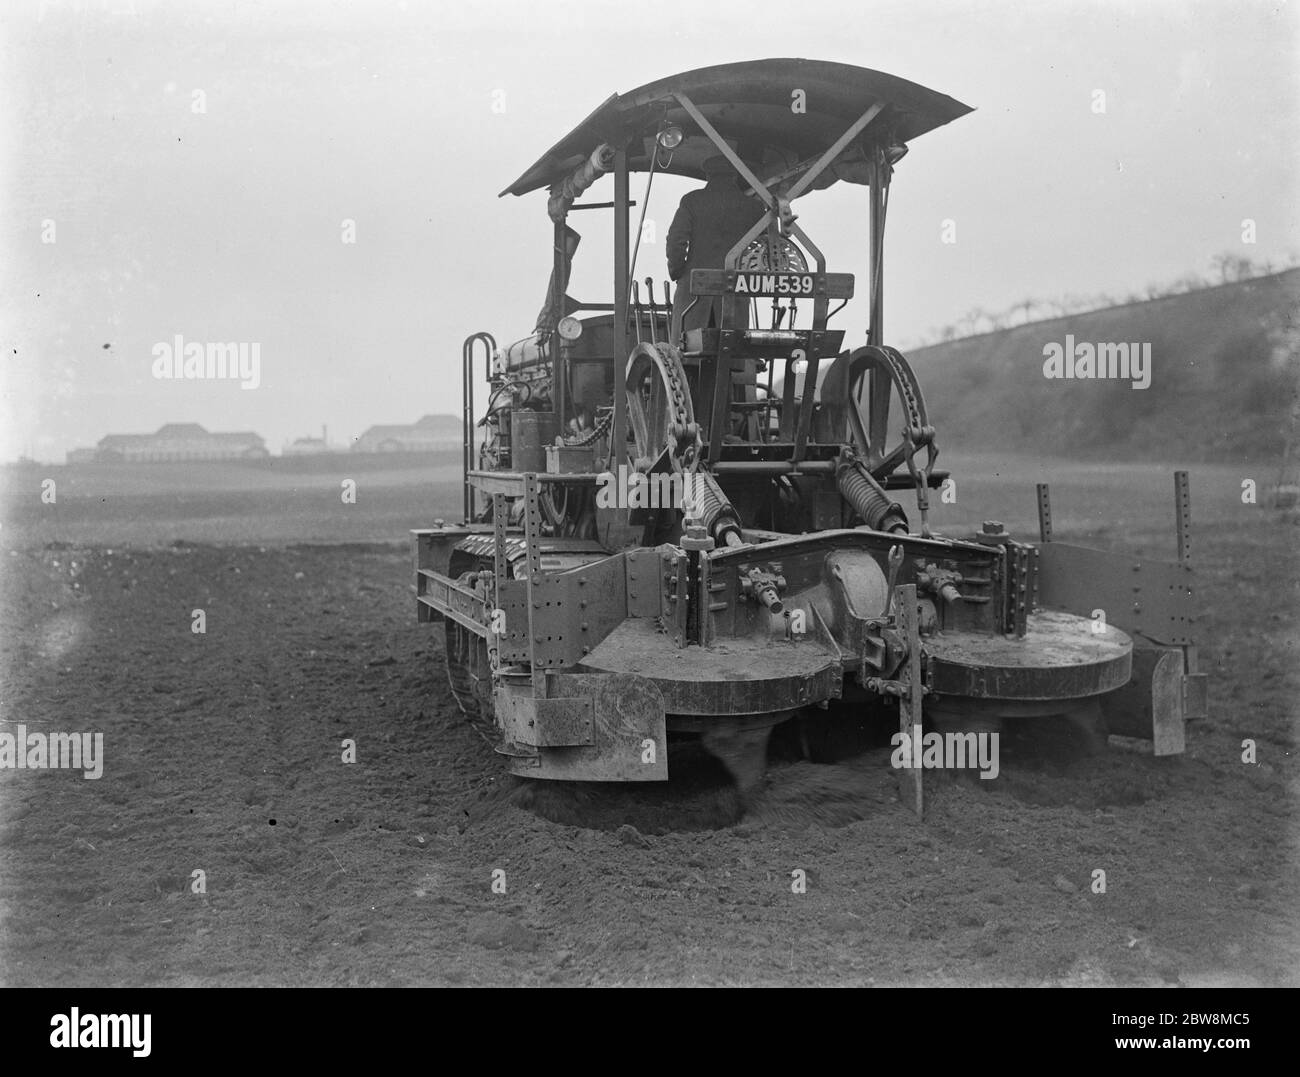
[501,58,973,198]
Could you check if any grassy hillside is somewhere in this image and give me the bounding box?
[906,269,1300,465]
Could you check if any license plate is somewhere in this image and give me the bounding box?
[733,272,816,297]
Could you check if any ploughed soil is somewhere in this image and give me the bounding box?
[0,467,1297,985]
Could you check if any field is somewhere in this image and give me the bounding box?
[0,454,1296,986]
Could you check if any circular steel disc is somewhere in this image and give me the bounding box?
[927,609,1132,701]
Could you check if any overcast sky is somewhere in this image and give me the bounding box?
[2,0,1297,462]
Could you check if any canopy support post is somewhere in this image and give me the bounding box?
[613,146,630,467]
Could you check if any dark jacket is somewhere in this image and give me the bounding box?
[667,178,766,338]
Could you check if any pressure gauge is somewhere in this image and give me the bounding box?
[557,316,583,342]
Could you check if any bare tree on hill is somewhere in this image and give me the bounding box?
[1212,252,1259,284]
[916,258,1295,348]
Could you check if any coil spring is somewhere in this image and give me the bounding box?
[838,460,909,534]
[690,472,743,545]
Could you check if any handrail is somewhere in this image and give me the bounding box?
[462,332,497,522]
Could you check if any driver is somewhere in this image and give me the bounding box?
[667,154,766,343]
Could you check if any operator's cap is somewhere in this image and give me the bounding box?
[701,154,735,178]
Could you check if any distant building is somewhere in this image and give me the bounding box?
[65,448,97,464]
[94,423,268,463]
[352,414,461,453]
[283,436,332,456]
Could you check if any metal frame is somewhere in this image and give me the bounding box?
[668,91,885,467]
[418,63,1209,788]
[612,147,630,477]
[461,332,496,521]
[897,582,923,816]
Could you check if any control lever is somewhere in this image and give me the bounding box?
[881,544,904,618]
[644,277,659,344]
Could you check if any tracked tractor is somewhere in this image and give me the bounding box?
[414,59,1205,807]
